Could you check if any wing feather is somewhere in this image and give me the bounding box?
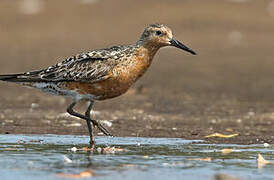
[33,50,118,83]
[0,45,136,83]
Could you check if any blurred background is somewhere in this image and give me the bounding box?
[0,0,274,139]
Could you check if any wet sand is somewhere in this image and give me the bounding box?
[0,0,274,144]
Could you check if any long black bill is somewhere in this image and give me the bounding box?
[170,38,196,55]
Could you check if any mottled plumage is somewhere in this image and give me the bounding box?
[3,45,136,82]
[0,24,196,146]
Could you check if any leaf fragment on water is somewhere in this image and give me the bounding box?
[56,169,93,178]
[102,146,126,153]
[3,148,20,151]
[257,153,274,168]
[205,133,238,138]
[221,149,233,154]
[68,146,126,153]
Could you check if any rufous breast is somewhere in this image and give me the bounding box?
[61,46,158,100]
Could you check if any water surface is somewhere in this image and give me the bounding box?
[0,134,273,180]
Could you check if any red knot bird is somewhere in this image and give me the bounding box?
[0,24,196,147]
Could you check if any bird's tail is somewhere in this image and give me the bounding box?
[0,70,43,83]
[0,73,25,82]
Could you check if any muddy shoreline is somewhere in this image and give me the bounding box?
[1,86,273,145]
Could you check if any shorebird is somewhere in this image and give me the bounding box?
[0,24,196,147]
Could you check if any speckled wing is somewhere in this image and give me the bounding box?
[2,49,119,83]
[0,45,136,83]
[38,50,116,83]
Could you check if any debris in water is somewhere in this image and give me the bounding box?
[188,157,212,162]
[96,147,102,153]
[63,155,73,163]
[121,164,137,168]
[221,149,233,154]
[205,133,238,138]
[102,146,126,154]
[17,140,26,144]
[17,139,43,144]
[29,139,43,143]
[263,143,270,147]
[70,147,78,152]
[4,148,20,151]
[80,146,126,153]
[257,153,274,168]
[56,169,93,178]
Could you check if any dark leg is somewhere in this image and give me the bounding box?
[67,101,111,136]
[85,101,95,147]
[66,101,112,145]
[84,101,113,137]
[67,101,95,147]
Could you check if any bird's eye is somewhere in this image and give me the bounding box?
[156,30,162,36]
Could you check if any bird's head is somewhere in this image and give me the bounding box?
[138,24,196,55]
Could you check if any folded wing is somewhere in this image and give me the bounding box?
[0,49,119,83]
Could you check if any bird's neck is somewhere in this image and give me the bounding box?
[135,42,161,62]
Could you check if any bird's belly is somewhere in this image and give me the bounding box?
[60,79,132,100]
[30,82,94,100]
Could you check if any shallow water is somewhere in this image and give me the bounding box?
[0,134,273,180]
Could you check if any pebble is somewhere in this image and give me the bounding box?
[66,123,82,127]
[210,119,217,124]
[70,147,77,152]
[236,119,242,123]
[31,103,39,109]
